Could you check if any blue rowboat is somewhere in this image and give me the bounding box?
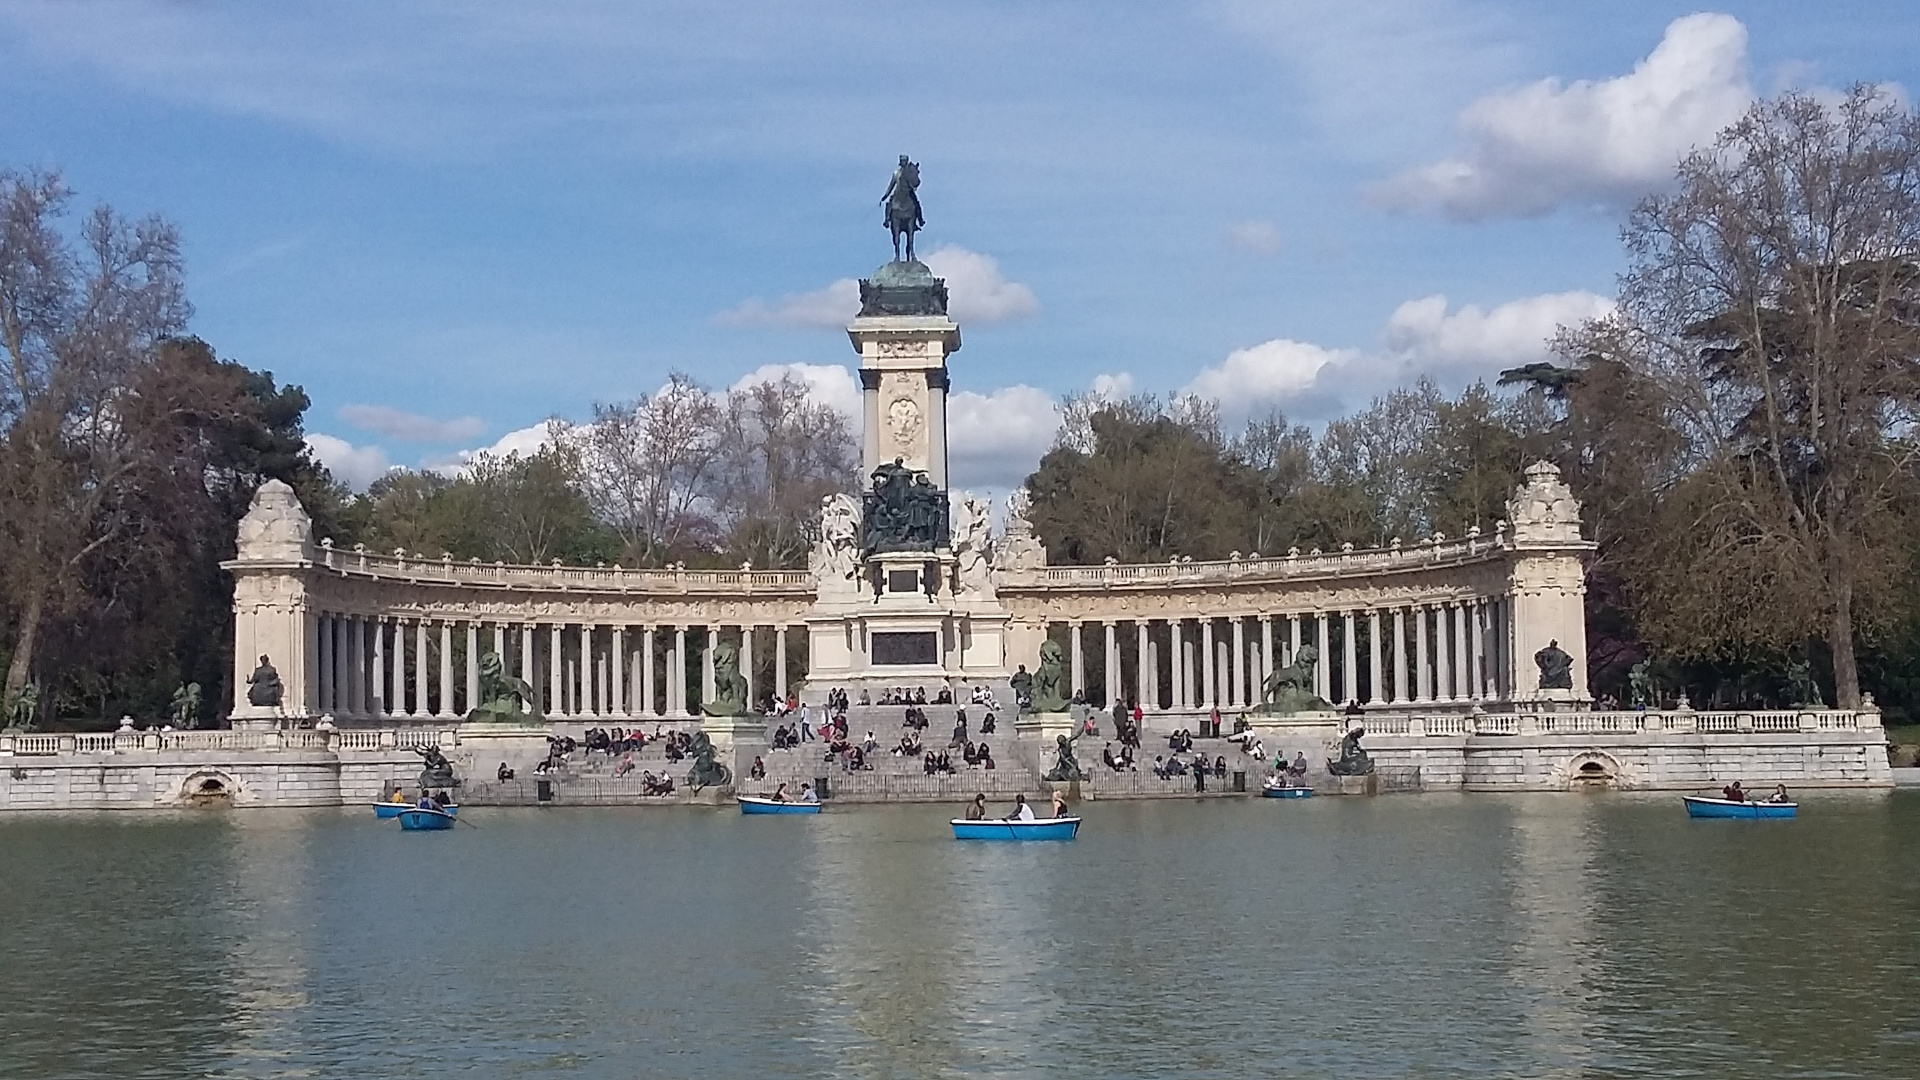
[951,817,1080,841]
[1262,785,1315,799]
[397,807,457,830]
[374,801,456,819]
[739,795,821,815]
[1684,796,1797,819]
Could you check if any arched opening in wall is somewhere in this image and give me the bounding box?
[183,773,236,807]
[1568,756,1618,791]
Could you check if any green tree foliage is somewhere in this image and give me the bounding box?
[1550,88,1920,707]
[1025,380,1530,564]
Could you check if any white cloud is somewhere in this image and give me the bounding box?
[1226,219,1283,256]
[717,279,861,329]
[1381,291,1614,372]
[1181,339,1354,408]
[465,423,553,461]
[1184,289,1611,422]
[1090,372,1136,399]
[338,403,486,443]
[921,246,1040,324]
[306,434,392,490]
[1375,13,1754,219]
[720,246,1037,328]
[729,362,861,420]
[948,384,1061,491]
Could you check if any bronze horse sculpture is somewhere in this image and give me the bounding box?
[882,155,924,263]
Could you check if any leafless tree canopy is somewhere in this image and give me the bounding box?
[0,170,190,715]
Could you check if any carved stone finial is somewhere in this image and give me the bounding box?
[234,479,314,562]
[1506,460,1585,544]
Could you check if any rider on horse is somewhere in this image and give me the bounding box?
[882,155,924,262]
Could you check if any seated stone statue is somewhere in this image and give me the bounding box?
[1534,640,1574,690]
[246,655,283,708]
[1325,728,1374,776]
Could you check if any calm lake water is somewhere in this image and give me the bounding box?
[2,793,1917,1079]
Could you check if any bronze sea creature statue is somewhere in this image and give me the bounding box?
[686,731,733,790]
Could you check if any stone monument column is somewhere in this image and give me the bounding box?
[1503,461,1597,705]
[850,262,959,486]
[223,480,319,728]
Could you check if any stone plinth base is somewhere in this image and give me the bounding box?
[1333,774,1381,796]
[228,705,295,731]
[1014,711,1075,740]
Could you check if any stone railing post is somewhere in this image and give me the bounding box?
[1408,716,1425,737]
[142,732,161,750]
[57,734,76,754]
[1518,713,1539,735]
[0,731,13,754]
[380,729,397,749]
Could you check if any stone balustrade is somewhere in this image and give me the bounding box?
[1352,709,1873,737]
[314,543,813,594]
[1002,533,1510,590]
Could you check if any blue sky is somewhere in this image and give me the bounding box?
[0,1,1913,490]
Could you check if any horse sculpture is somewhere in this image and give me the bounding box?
[882,155,924,263]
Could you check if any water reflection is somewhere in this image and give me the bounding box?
[1,794,1916,1079]
[1504,796,1599,1078]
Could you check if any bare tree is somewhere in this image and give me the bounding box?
[0,171,188,717]
[711,374,858,568]
[1599,88,1920,706]
[565,374,723,566]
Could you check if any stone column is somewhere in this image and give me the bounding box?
[493,623,505,668]
[1101,621,1116,706]
[1200,619,1216,708]
[1169,620,1185,709]
[1415,606,1431,702]
[643,626,657,716]
[1069,622,1084,697]
[371,619,386,717]
[1136,621,1150,710]
[1365,610,1382,706]
[1289,615,1303,671]
[702,626,717,710]
[775,625,789,703]
[1397,607,1413,699]
[742,626,756,711]
[345,616,362,718]
[1230,617,1246,709]
[549,624,564,717]
[435,621,451,717]
[1260,617,1274,702]
[611,626,625,716]
[404,621,421,716]
[1459,595,1474,699]
[465,623,479,716]
[582,625,597,717]
[519,624,535,696]
[1305,614,1320,699]
[1341,610,1358,706]
[316,615,334,715]
[1432,603,1450,702]
[673,625,688,715]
